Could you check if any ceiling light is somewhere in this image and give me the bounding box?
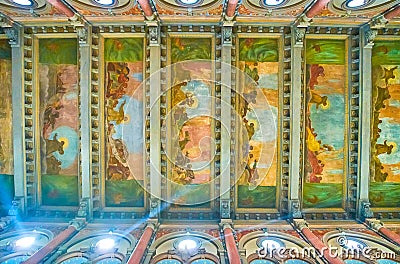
[176,0,201,5]
[93,0,116,6]
[345,0,368,8]
[261,239,282,251]
[263,0,285,6]
[177,238,198,251]
[11,0,33,6]
[15,236,36,249]
[95,238,115,251]
[344,238,366,250]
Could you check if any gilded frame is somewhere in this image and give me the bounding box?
[368,35,400,213]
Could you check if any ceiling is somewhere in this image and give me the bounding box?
[0,0,399,26]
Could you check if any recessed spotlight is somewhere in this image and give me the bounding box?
[263,0,285,6]
[11,0,33,6]
[176,0,201,6]
[93,0,116,6]
[344,0,372,9]
[95,238,115,251]
[15,236,36,249]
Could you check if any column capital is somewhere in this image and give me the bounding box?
[296,14,312,28]
[366,218,384,231]
[293,219,309,231]
[219,219,234,230]
[220,199,231,219]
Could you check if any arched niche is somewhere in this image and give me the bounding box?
[147,230,225,264]
[55,230,136,263]
[0,228,53,263]
[239,230,323,264]
[323,230,400,263]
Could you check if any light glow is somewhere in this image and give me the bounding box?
[95,238,115,251]
[177,239,198,251]
[15,236,36,249]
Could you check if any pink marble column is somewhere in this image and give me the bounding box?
[137,0,154,18]
[22,225,77,264]
[305,0,331,18]
[226,0,239,18]
[127,225,155,264]
[300,227,345,264]
[47,0,75,18]
[223,226,241,264]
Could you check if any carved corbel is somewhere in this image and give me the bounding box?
[8,197,24,218]
[222,20,234,46]
[146,20,160,46]
[360,200,374,219]
[149,197,160,218]
[290,199,302,219]
[294,27,306,46]
[4,27,19,46]
[76,26,88,45]
[76,197,90,220]
[220,199,231,218]
[365,28,378,46]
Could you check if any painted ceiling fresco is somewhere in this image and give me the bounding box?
[303,38,347,209]
[370,40,400,208]
[104,37,145,208]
